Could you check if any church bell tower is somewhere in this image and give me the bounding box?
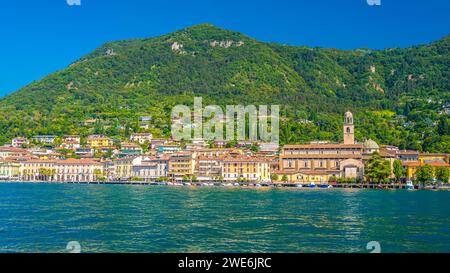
[343,111,355,145]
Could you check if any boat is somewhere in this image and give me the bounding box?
[296,184,303,188]
[406,181,415,190]
[318,184,331,189]
[308,182,316,188]
[233,183,240,187]
[255,184,262,188]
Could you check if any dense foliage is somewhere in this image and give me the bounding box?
[0,24,448,151]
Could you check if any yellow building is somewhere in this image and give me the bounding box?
[222,156,270,183]
[403,161,450,182]
[418,153,449,164]
[168,152,196,181]
[87,136,114,148]
[20,159,56,181]
[272,170,335,184]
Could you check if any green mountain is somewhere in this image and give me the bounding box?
[0,24,449,152]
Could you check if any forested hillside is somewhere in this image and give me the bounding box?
[0,24,448,151]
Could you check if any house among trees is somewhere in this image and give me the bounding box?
[11,137,29,148]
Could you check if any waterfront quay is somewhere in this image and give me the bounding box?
[19,180,445,191]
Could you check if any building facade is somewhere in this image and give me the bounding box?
[87,135,114,148]
[280,112,364,180]
[168,152,196,181]
[222,156,271,182]
[130,133,153,144]
[133,156,169,180]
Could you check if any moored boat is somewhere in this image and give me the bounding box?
[406,181,415,190]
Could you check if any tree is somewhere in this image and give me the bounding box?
[225,140,238,148]
[328,175,337,183]
[435,167,449,183]
[393,160,405,182]
[415,165,434,187]
[270,173,279,181]
[250,142,260,153]
[365,152,391,183]
[281,175,288,182]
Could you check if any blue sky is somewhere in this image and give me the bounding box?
[0,0,449,97]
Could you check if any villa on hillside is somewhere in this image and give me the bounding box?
[87,135,114,148]
[130,133,153,144]
[11,137,29,148]
[32,135,56,144]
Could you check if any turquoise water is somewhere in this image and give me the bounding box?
[0,183,449,253]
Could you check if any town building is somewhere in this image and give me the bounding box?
[272,170,333,184]
[185,139,208,150]
[32,135,57,144]
[397,150,420,162]
[114,157,142,180]
[403,161,450,182]
[194,148,238,158]
[130,133,153,144]
[168,152,196,181]
[343,111,355,145]
[53,159,103,182]
[362,139,380,154]
[196,156,224,181]
[418,153,449,164]
[119,143,143,157]
[222,156,271,182]
[87,135,114,148]
[11,137,29,148]
[133,156,169,181]
[0,159,21,180]
[0,147,30,159]
[259,142,279,153]
[157,145,182,154]
[151,138,168,150]
[280,112,364,179]
[19,158,103,182]
[20,159,56,181]
[75,148,94,158]
[61,135,81,150]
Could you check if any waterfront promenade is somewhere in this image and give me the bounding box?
[2,180,448,190]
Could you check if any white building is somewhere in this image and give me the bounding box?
[32,135,57,144]
[130,133,153,144]
[11,137,29,148]
[133,156,169,181]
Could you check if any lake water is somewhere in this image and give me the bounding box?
[0,183,448,253]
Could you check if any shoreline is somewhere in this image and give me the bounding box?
[1,180,448,190]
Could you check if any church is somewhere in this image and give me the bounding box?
[278,112,366,183]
